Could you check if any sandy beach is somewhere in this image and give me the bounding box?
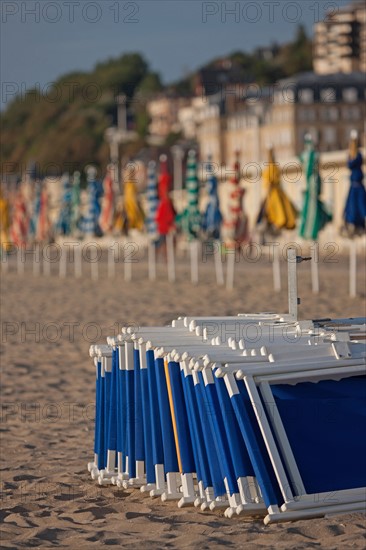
[1,253,365,549]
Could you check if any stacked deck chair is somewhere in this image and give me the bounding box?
[87,313,366,524]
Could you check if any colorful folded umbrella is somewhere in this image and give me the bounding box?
[123,172,145,232]
[257,147,297,237]
[0,187,11,253]
[145,160,159,242]
[202,155,222,241]
[176,150,201,241]
[222,151,249,248]
[81,166,104,237]
[71,171,81,236]
[341,132,366,238]
[57,173,73,236]
[156,155,176,237]
[100,165,115,235]
[299,136,332,241]
[10,186,29,248]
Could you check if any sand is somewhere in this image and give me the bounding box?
[1,253,365,548]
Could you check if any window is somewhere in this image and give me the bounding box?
[299,88,314,104]
[343,88,358,102]
[321,107,338,121]
[324,127,336,144]
[298,107,315,122]
[320,88,336,103]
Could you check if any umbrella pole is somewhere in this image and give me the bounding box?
[287,248,298,321]
[17,247,24,276]
[108,240,116,279]
[167,233,176,283]
[310,241,319,294]
[272,244,281,292]
[226,248,235,291]
[74,243,82,279]
[349,240,357,298]
[190,240,199,285]
[43,245,51,276]
[33,243,41,276]
[214,240,224,286]
[59,244,67,278]
[148,241,156,282]
[124,243,132,282]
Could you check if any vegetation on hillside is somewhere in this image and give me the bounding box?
[1,26,313,175]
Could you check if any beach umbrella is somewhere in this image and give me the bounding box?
[299,135,332,294]
[256,147,297,237]
[221,151,249,250]
[221,151,250,290]
[202,155,224,286]
[156,155,176,237]
[31,180,50,243]
[123,168,145,232]
[176,150,201,241]
[145,160,159,243]
[299,135,332,241]
[341,131,366,298]
[175,150,201,284]
[202,155,222,241]
[341,130,366,239]
[57,173,73,236]
[100,165,115,235]
[10,186,29,248]
[70,171,81,236]
[0,187,11,254]
[81,166,104,237]
[155,155,176,282]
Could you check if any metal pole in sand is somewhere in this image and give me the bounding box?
[124,241,132,282]
[287,248,298,321]
[148,241,156,282]
[167,233,176,283]
[108,240,116,280]
[74,243,82,279]
[59,244,67,278]
[214,240,224,286]
[310,241,319,294]
[272,243,281,292]
[43,245,51,276]
[226,248,235,291]
[288,249,311,321]
[33,243,41,276]
[349,240,357,298]
[190,240,199,285]
[17,247,24,275]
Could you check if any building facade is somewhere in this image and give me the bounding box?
[313,2,366,74]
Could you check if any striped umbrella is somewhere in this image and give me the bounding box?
[202,154,222,240]
[57,173,73,236]
[71,171,81,236]
[222,151,249,249]
[38,183,50,242]
[81,166,104,237]
[156,154,176,236]
[0,187,11,253]
[100,165,115,235]
[176,150,201,241]
[145,160,159,242]
[299,135,332,240]
[10,187,29,248]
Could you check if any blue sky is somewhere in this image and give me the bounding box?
[1,0,350,107]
